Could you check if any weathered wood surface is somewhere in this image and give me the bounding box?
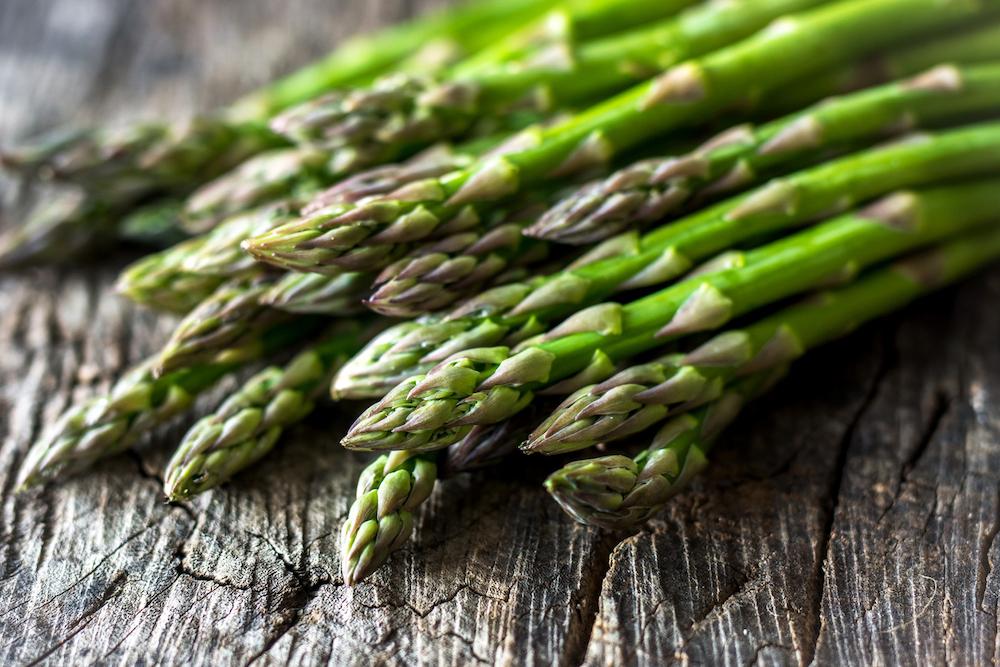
[1,1,999,665]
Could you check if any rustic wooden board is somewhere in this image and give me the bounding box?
[1,2,998,665]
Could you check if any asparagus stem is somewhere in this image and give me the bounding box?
[340,408,537,585]
[544,367,786,529]
[529,62,1000,244]
[271,0,826,160]
[332,122,1000,400]
[16,312,324,489]
[527,215,1000,453]
[340,178,1000,452]
[260,271,373,315]
[544,222,1000,527]
[163,322,369,500]
[116,203,297,313]
[246,0,989,274]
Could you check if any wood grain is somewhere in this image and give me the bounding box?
[1,1,999,665]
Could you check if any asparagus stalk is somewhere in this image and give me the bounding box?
[0,0,554,189]
[163,322,369,500]
[15,315,323,489]
[245,0,989,275]
[331,121,1000,399]
[340,409,540,585]
[340,178,1000,452]
[545,222,1000,528]
[366,220,550,318]
[153,275,306,376]
[527,212,1000,453]
[116,203,297,313]
[529,62,1000,244]
[271,0,828,162]
[544,366,786,529]
[261,271,374,315]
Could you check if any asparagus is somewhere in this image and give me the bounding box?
[340,450,438,585]
[117,202,297,313]
[544,367,785,529]
[261,271,374,315]
[366,220,549,318]
[271,0,827,163]
[163,322,369,500]
[527,205,1000,453]
[15,314,324,489]
[181,147,327,233]
[154,275,310,376]
[245,0,988,275]
[545,222,1000,528]
[331,121,1000,399]
[340,410,538,585]
[529,62,1000,244]
[1,0,553,190]
[340,178,1000,452]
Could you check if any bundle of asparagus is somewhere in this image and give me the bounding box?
[8,0,1000,588]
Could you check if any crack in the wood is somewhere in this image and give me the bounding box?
[804,328,897,666]
[559,531,620,667]
[242,530,330,666]
[22,570,129,666]
[875,391,952,526]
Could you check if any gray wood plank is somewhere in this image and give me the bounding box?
[1,1,999,666]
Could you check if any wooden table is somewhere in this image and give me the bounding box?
[2,1,999,664]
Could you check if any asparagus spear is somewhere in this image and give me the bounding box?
[529,62,1000,244]
[15,315,323,489]
[271,0,828,162]
[116,202,297,313]
[332,121,1000,399]
[340,178,1000,452]
[164,322,369,500]
[245,0,988,274]
[340,409,541,585]
[544,367,785,529]
[0,0,554,190]
[527,208,1000,453]
[261,271,374,315]
[366,220,550,318]
[545,222,1000,528]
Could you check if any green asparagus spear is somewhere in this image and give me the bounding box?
[246,0,990,274]
[340,408,539,585]
[544,221,1000,527]
[15,315,323,489]
[271,0,827,162]
[332,121,1000,400]
[340,178,1000,452]
[545,367,786,529]
[163,322,370,500]
[116,203,297,313]
[527,210,1000,453]
[260,271,373,315]
[529,62,1000,244]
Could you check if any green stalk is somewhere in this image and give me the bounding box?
[528,219,1000,453]
[529,62,1000,244]
[544,222,1000,528]
[544,366,786,529]
[116,203,298,313]
[331,121,1000,400]
[164,322,370,500]
[271,0,826,161]
[16,315,324,489]
[340,178,1000,452]
[339,407,538,585]
[246,0,993,274]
